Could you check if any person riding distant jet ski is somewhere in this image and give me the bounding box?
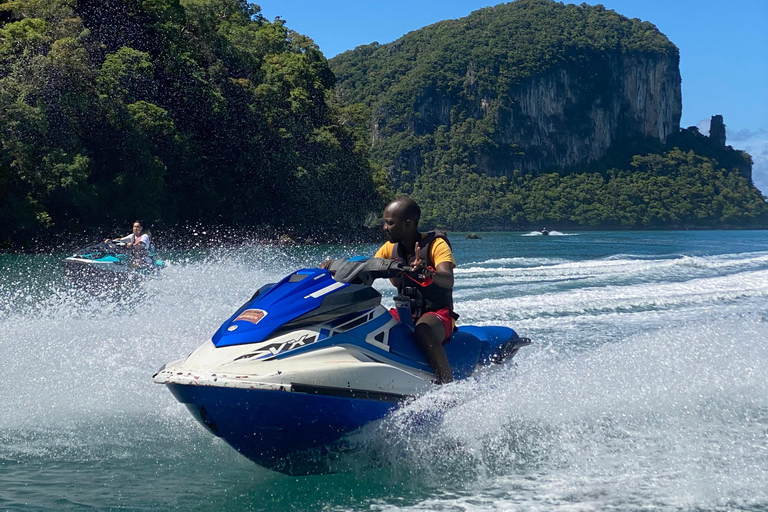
[373,197,458,384]
[106,220,154,267]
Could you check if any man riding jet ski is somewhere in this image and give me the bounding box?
[322,197,458,383]
[154,256,529,474]
[373,196,458,383]
[154,199,530,475]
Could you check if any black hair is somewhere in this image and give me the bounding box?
[393,196,421,225]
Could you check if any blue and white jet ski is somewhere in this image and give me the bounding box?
[153,257,530,475]
[62,240,164,285]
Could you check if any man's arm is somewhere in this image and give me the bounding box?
[430,261,454,288]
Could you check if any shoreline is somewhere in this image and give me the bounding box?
[4,224,768,255]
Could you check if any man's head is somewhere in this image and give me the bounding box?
[382,197,420,243]
[132,220,144,236]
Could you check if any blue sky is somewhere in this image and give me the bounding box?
[259,0,768,195]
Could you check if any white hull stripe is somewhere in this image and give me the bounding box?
[304,281,346,299]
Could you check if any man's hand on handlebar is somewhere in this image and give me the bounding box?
[410,243,434,278]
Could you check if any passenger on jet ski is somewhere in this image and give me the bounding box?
[373,197,457,384]
[105,219,154,267]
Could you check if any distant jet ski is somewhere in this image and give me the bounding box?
[541,227,550,235]
[62,240,164,285]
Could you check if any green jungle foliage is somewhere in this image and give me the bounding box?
[407,125,767,230]
[408,143,766,230]
[331,0,674,113]
[0,0,379,248]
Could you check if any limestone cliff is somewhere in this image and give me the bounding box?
[483,51,682,174]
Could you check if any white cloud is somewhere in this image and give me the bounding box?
[730,127,768,143]
[727,127,768,197]
[752,159,768,197]
[751,154,768,197]
[696,118,711,136]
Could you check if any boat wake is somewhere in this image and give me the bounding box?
[522,230,572,236]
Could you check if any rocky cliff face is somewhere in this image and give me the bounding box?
[404,50,682,175]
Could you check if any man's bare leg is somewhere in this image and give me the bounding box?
[414,315,454,384]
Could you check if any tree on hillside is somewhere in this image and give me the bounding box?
[0,0,380,248]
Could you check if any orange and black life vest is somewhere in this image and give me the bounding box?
[390,230,454,317]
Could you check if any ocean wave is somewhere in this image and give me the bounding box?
[453,252,768,296]
[457,268,768,323]
[460,256,571,268]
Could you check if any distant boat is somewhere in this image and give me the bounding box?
[541,228,550,236]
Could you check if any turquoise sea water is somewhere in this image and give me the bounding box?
[1,230,767,511]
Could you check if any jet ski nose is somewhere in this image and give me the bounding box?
[152,363,167,378]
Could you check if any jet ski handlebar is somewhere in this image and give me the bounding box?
[324,257,422,286]
[99,240,127,253]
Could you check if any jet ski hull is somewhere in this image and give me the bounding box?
[62,241,163,291]
[63,256,138,277]
[167,382,400,474]
[157,321,529,474]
